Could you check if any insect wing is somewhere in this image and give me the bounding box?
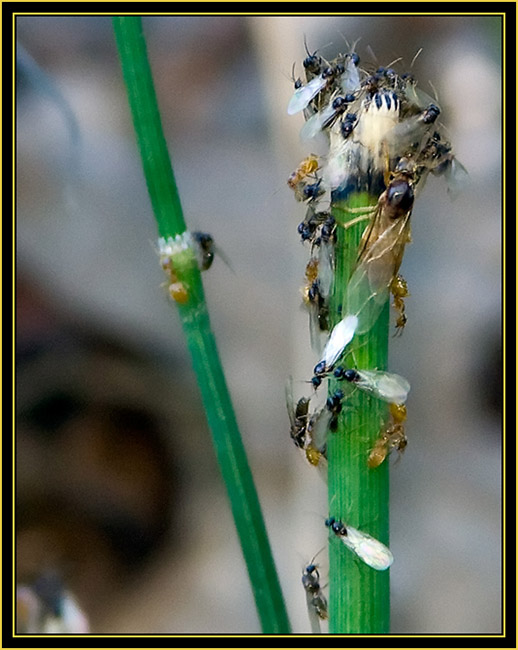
[404,82,439,111]
[319,315,358,369]
[355,369,411,404]
[347,211,412,335]
[340,57,361,93]
[443,157,469,199]
[308,406,332,451]
[311,592,329,621]
[308,303,326,355]
[300,103,334,140]
[285,378,298,428]
[288,76,327,115]
[356,197,412,271]
[212,243,235,273]
[317,240,334,299]
[340,525,393,571]
[285,377,309,428]
[305,591,323,634]
[384,113,434,156]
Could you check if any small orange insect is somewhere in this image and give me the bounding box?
[287,153,320,190]
[391,273,410,335]
[368,402,408,468]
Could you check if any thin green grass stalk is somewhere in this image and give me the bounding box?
[113,16,290,634]
[328,194,390,634]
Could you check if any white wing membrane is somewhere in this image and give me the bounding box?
[319,315,358,369]
[339,525,393,571]
[355,369,410,404]
[288,76,327,115]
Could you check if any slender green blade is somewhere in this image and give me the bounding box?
[113,16,290,633]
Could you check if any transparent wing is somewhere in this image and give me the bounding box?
[317,240,334,299]
[300,102,336,140]
[285,377,297,428]
[340,525,393,571]
[443,157,469,199]
[355,369,411,404]
[384,113,436,156]
[339,58,361,92]
[308,406,332,451]
[346,213,411,335]
[404,83,439,111]
[305,592,323,634]
[286,377,310,429]
[308,303,326,356]
[288,76,327,115]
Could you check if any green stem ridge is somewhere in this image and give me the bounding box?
[328,195,390,634]
[113,16,290,633]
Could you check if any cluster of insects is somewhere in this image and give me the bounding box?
[157,230,217,304]
[286,41,466,632]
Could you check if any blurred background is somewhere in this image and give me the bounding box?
[15,14,502,634]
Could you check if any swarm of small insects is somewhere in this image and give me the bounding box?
[286,42,467,469]
[285,42,466,633]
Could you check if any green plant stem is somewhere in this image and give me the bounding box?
[113,16,290,634]
[328,194,390,634]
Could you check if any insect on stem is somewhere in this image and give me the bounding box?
[286,40,466,633]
